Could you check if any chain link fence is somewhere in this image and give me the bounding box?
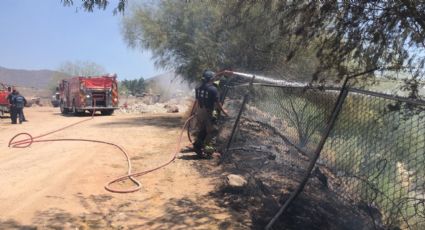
[220,77,425,229]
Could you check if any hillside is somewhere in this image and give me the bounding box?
[0,66,64,89]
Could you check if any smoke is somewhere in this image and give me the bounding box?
[146,71,193,101]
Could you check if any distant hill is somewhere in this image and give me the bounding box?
[0,66,66,89]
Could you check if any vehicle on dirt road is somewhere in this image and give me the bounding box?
[59,75,119,116]
[51,92,60,107]
[0,83,11,117]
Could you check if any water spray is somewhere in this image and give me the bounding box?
[216,70,307,87]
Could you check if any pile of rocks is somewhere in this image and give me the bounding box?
[118,100,190,114]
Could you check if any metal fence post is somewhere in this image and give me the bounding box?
[219,75,256,165]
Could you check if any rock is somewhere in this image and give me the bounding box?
[166,105,179,113]
[114,212,127,222]
[226,174,248,190]
[212,152,221,158]
[267,152,276,160]
[118,100,189,114]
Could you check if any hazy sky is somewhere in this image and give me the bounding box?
[0,0,163,80]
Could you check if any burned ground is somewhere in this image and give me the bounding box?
[190,112,384,230]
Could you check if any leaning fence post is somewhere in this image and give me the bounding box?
[220,77,232,104]
[221,85,230,104]
[219,75,256,165]
[265,76,350,230]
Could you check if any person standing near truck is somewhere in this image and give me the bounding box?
[7,89,17,124]
[12,91,27,124]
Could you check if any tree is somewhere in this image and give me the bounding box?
[73,0,424,96]
[48,60,106,92]
[121,1,320,82]
[122,1,424,94]
[48,72,70,93]
[58,60,106,77]
[61,0,126,14]
[227,1,425,96]
[120,77,145,95]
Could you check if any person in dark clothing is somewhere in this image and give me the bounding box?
[8,90,27,122]
[193,70,229,157]
[7,89,17,124]
[12,91,27,124]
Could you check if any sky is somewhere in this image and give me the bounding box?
[0,0,164,80]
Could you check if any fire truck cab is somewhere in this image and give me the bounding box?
[59,75,119,116]
[0,83,11,117]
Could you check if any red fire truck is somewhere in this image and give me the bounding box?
[0,83,11,117]
[59,75,119,115]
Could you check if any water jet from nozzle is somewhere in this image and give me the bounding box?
[221,70,307,87]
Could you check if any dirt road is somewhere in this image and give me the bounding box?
[0,107,240,229]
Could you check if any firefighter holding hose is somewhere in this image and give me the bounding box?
[193,70,229,158]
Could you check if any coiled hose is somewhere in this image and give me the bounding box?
[8,108,194,193]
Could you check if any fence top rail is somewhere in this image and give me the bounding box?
[228,82,425,106]
[348,87,425,106]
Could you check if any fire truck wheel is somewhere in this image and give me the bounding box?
[60,101,68,114]
[101,109,114,116]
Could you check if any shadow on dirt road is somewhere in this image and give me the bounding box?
[0,193,247,230]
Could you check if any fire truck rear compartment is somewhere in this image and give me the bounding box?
[91,91,107,107]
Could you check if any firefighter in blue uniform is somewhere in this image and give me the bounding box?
[193,70,229,157]
[12,91,27,124]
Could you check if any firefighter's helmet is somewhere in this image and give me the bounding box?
[202,70,215,82]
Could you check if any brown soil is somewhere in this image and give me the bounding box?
[0,107,239,229]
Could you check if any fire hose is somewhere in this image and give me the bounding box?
[8,106,195,193]
[7,69,257,193]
